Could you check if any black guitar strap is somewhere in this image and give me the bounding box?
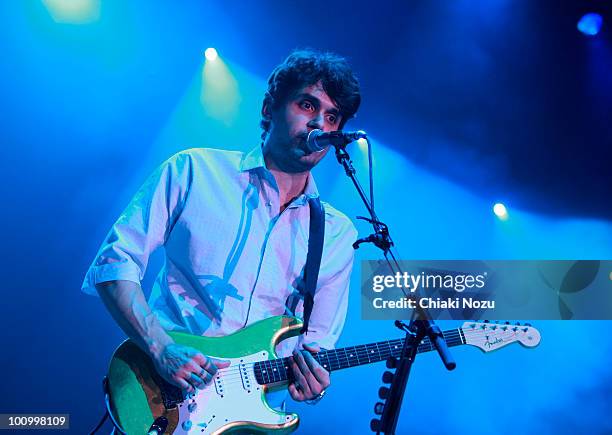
[301,196,325,335]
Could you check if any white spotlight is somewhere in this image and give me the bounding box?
[204,47,218,61]
[493,203,508,220]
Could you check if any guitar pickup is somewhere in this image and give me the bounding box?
[239,363,253,393]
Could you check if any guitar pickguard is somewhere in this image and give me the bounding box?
[173,350,297,434]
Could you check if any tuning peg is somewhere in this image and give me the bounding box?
[505,321,510,325]
[525,323,532,327]
[484,320,490,323]
[379,386,390,400]
[515,322,521,325]
[386,357,398,369]
[382,371,394,384]
[374,402,385,415]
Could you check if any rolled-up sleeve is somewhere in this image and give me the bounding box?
[81,151,193,295]
[300,215,358,350]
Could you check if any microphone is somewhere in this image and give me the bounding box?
[147,416,168,435]
[306,129,367,153]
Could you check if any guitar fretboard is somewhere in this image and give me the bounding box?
[253,328,465,385]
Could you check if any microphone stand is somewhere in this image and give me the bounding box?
[332,139,456,435]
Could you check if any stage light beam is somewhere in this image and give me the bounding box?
[42,0,100,23]
[578,13,603,36]
[356,137,368,151]
[201,55,240,125]
[493,203,509,221]
[205,48,218,61]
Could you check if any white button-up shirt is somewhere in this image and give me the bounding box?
[82,146,357,353]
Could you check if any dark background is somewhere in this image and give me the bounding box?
[1,1,611,434]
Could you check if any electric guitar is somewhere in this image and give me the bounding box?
[106,316,540,434]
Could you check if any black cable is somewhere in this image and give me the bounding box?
[105,392,126,434]
[89,409,108,435]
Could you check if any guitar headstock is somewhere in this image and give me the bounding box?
[460,321,541,352]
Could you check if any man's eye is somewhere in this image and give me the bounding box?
[300,101,313,111]
[327,115,337,124]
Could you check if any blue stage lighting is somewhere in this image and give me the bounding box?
[577,13,603,36]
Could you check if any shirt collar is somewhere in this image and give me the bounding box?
[240,146,320,205]
[240,145,267,172]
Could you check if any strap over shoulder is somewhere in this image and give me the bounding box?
[301,197,325,335]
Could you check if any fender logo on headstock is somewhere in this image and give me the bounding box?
[484,336,503,349]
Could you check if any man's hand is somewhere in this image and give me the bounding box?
[152,343,230,392]
[288,342,330,402]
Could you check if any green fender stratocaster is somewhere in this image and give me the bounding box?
[106,316,540,434]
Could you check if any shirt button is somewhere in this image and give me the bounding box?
[266,202,272,207]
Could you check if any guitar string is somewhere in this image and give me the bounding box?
[210,330,464,377]
[184,335,464,388]
[210,329,527,383]
[209,328,527,383]
[208,326,528,379]
[190,337,525,391]
[187,329,532,388]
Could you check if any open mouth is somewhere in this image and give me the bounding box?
[294,133,310,154]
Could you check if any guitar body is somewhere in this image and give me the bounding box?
[107,316,303,434]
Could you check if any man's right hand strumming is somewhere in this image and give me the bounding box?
[152,343,230,392]
[95,280,229,392]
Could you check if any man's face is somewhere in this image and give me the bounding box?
[263,81,342,173]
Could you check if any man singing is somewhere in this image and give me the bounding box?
[83,49,361,409]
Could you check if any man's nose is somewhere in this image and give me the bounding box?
[307,112,324,131]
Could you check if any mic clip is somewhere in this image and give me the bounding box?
[352,216,393,252]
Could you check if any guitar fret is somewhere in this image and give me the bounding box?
[265,360,272,383]
[320,351,332,371]
[347,347,355,367]
[385,340,393,358]
[262,360,268,383]
[357,345,366,364]
[273,360,279,383]
[374,342,382,363]
[271,360,279,383]
[271,359,280,382]
[332,349,340,370]
[358,345,371,364]
[346,346,359,367]
[253,327,471,386]
[320,351,329,370]
[345,346,353,367]
[343,348,351,368]
[279,358,289,382]
[259,361,266,384]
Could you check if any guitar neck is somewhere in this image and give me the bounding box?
[254,328,465,385]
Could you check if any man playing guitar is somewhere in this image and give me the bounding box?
[82,49,362,414]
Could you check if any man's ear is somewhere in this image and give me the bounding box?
[261,103,272,120]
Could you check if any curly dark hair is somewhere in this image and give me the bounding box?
[260,49,361,139]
